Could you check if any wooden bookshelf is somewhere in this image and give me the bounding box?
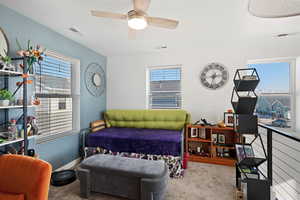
[189,155,236,166]
[185,124,241,166]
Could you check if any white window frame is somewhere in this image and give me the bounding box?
[36,50,80,143]
[146,65,182,110]
[247,57,296,131]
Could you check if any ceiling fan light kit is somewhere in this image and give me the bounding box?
[127,10,148,30]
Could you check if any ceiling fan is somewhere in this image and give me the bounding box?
[91,0,179,31]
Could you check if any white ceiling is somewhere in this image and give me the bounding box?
[1,0,300,56]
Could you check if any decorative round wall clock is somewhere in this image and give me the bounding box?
[200,62,229,90]
[85,63,106,96]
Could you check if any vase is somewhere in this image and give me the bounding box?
[0,100,10,106]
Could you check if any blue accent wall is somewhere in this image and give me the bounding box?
[0,5,107,169]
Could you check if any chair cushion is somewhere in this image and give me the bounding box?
[104,109,190,130]
[0,154,52,200]
[0,191,24,200]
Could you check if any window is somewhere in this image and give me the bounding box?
[35,52,79,138]
[248,59,295,130]
[148,66,182,109]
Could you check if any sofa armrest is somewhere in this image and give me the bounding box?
[185,113,191,125]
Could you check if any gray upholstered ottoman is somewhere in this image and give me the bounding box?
[77,154,169,200]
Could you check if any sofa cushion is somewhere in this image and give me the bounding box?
[0,192,24,200]
[104,109,190,130]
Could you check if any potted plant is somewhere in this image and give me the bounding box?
[0,50,15,71]
[0,89,13,106]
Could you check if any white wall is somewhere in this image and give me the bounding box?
[296,57,300,132]
[107,36,300,124]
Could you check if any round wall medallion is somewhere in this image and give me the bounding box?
[85,63,105,96]
[200,63,229,90]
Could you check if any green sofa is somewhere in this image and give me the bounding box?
[101,109,190,158]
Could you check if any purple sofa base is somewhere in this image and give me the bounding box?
[87,127,182,156]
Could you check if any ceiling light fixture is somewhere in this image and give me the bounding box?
[248,0,300,18]
[127,10,148,30]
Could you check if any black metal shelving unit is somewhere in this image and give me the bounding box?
[0,56,31,155]
[232,68,270,200]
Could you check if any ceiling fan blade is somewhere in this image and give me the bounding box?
[91,10,127,20]
[147,17,179,29]
[133,0,151,12]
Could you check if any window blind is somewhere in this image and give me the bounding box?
[35,55,73,136]
[149,68,181,109]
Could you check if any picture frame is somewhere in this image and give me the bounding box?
[212,134,218,144]
[235,144,255,162]
[198,128,206,139]
[218,134,226,144]
[190,127,198,138]
[224,112,235,127]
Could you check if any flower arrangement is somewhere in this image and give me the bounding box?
[16,39,45,71]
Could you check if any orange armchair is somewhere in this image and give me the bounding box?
[0,154,52,200]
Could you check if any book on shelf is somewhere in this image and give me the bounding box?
[241,172,259,180]
[239,166,260,179]
[198,128,206,139]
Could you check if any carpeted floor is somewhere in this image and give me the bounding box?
[49,162,235,200]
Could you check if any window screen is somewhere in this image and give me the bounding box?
[149,67,181,109]
[35,55,72,136]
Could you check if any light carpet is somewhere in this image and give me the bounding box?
[49,162,235,200]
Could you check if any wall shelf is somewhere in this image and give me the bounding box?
[0,70,34,77]
[0,105,35,110]
[0,70,23,77]
[0,136,35,147]
[0,57,31,155]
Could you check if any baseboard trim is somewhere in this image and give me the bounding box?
[55,158,81,171]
